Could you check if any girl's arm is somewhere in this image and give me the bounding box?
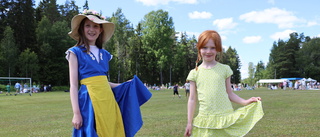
[69,52,82,129]
[109,82,120,88]
[109,79,132,88]
[184,81,197,137]
[226,76,261,106]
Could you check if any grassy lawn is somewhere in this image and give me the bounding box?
[0,88,319,137]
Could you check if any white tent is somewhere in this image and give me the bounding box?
[257,79,288,83]
[306,78,317,82]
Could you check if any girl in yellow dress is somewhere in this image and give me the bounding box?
[184,30,264,137]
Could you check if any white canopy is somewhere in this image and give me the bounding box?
[257,79,288,83]
[306,78,317,82]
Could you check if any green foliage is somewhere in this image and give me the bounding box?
[0,0,10,39]
[219,47,242,83]
[254,32,320,82]
[223,47,241,84]
[247,62,255,86]
[1,1,319,87]
[7,0,36,52]
[18,48,39,79]
[35,16,71,85]
[172,32,198,84]
[62,1,79,27]
[140,9,175,85]
[254,61,265,81]
[38,0,61,23]
[0,84,6,91]
[0,26,18,77]
[297,38,320,80]
[108,8,135,83]
[267,33,304,79]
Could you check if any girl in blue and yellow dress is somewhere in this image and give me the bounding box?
[184,30,264,137]
[65,10,124,137]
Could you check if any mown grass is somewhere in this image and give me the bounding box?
[0,88,319,137]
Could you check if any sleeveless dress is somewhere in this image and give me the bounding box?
[66,45,125,137]
[187,63,264,137]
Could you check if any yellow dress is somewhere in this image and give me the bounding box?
[187,63,264,137]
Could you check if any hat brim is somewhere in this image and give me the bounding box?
[68,15,115,43]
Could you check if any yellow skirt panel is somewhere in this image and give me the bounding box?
[81,76,125,137]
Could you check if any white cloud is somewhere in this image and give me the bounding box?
[213,18,238,30]
[175,0,198,4]
[267,0,275,4]
[306,21,318,27]
[188,11,212,19]
[270,29,296,40]
[136,0,198,6]
[239,7,302,29]
[220,35,227,41]
[243,36,262,44]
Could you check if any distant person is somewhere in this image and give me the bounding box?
[6,83,11,96]
[20,83,24,93]
[44,85,48,92]
[32,85,38,93]
[48,84,52,91]
[184,80,190,98]
[288,81,293,90]
[294,81,299,90]
[184,30,263,137]
[23,83,28,93]
[271,84,277,90]
[173,84,181,98]
[283,81,287,90]
[301,79,306,90]
[14,82,21,95]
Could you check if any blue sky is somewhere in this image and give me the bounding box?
[36,0,320,79]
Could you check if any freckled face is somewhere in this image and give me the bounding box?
[200,39,217,62]
[83,19,102,45]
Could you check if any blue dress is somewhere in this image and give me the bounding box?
[66,45,125,137]
[113,75,152,137]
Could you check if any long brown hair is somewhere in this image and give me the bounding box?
[76,18,104,52]
[195,30,222,70]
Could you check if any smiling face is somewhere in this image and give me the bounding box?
[83,19,103,45]
[200,39,217,63]
[195,30,222,65]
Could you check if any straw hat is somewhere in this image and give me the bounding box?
[68,10,115,43]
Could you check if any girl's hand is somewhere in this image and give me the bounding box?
[245,97,262,105]
[184,124,193,137]
[72,113,83,129]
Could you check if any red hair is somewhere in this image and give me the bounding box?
[195,30,222,70]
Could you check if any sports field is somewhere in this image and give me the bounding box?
[0,88,319,137]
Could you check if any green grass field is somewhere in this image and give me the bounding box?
[0,88,319,137]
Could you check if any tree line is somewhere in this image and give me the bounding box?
[243,33,320,86]
[1,0,318,87]
[0,0,242,86]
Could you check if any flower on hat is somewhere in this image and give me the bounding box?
[80,9,106,20]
